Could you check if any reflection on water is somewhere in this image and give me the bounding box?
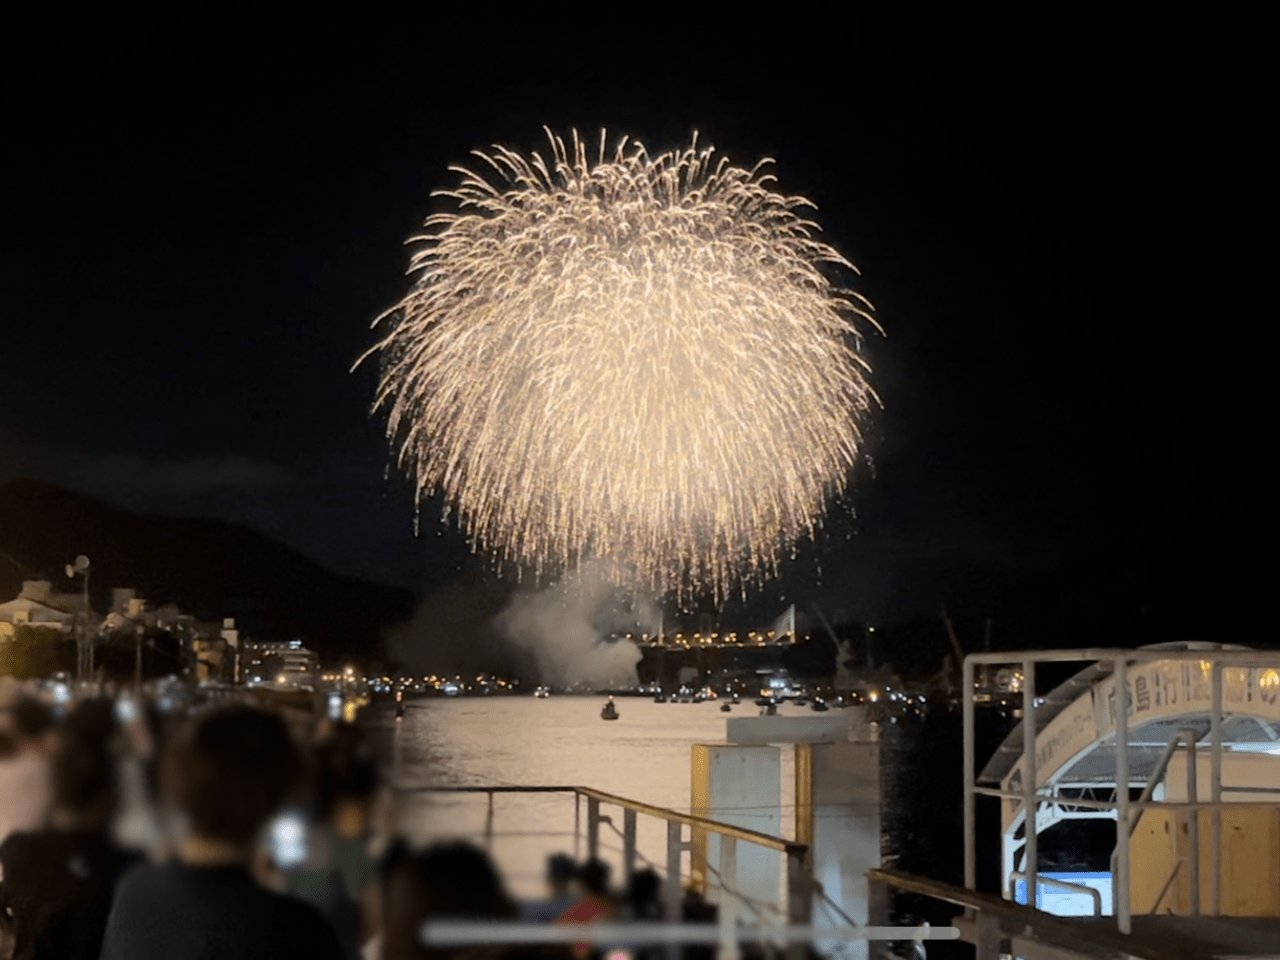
[375,697,801,898]
[369,692,1004,960]
[371,696,995,901]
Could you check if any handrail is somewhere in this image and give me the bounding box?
[401,782,812,960]
[972,784,1279,814]
[1129,728,1200,836]
[1008,872,1102,917]
[867,868,1188,960]
[1151,858,1183,915]
[401,783,805,855]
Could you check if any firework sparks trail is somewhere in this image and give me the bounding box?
[365,130,878,599]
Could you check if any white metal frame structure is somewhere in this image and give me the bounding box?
[962,644,1280,935]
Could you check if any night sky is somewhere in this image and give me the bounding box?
[2,18,1250,631]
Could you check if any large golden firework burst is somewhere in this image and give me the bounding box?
[367,130,878,598]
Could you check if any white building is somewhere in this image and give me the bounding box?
[243,639,319,691]
[0,581,77,636]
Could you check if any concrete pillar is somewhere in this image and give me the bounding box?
[796,739,881,960]
[691,744,782,913]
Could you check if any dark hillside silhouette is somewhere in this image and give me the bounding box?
[0,479,416,665]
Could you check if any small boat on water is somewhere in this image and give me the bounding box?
[601,697,619,721]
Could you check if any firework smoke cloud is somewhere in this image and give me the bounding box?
[368,129,878,598]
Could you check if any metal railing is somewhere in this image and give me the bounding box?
[399,784,812,960]
[1007,871,1102,917]
[866,868,1185,960]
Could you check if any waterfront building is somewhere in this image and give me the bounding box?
[0,581,76,633]
[243,639,320,691]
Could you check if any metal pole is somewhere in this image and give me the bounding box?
[963,655,976,890]
[1210,661,1223,917]
[665,820,683,960]
[786,847,811,960]
[1114,657,1131,934]
[1187,734,1199,916]
[84,570,92,681]
[574,792,581,861]
[587,796,600,861]
[1021,659,1038,910]
[485,791,495,850]
[624,808,637,882]
[718,835,740,960]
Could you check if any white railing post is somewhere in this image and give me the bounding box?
[718,835,740,960]
[1114,656,1131,934]
[964,655,976,891]
[484,791,495,849]
[666,820,684,960]
[624,808,637,882]
[1210,661,1223,917]
[786,846,811,960]
[1187,734,1199,916]
[587,795,600,861]
[1021,659,1038,908]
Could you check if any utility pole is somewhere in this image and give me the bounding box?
[135,622,144,689]
[66,555,91,682]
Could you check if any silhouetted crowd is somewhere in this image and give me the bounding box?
[0,685,672,960]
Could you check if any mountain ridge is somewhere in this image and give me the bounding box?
[0,478,416,665]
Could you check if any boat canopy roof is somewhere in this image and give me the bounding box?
[977,642,1276,789]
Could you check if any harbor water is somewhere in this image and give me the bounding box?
[372,696,988,906]
[380,696,799,900]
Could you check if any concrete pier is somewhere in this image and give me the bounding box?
[694,708,882,960]
[691,744,783,911]
[797,740,881,960]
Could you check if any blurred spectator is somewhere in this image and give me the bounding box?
[282,725,382,959]
[0,698,54,845]
[521,853,578,923]
[558,860,614,960]
[0,698,136,960]
[679,888,715,960]
[378,840,517,960]
[98,705,343,959]
[618,869,664,960]
[109,694,169,860]
[621,868,662,921]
